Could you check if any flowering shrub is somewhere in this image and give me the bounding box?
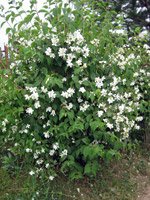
[0,0,149,180]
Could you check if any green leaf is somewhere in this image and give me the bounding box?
[82,137,90,145]
[83,145,104,160]
[67,110,74,121]
[24,13,35,24]
[105,149,120,161]
[84,160,99,176]
[69,171,83,180]
[6,28,11,34]
[59,109,66,120]
[90,119,105,132]
[70,120,84,133]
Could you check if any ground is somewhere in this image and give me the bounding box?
[138,186,150,200]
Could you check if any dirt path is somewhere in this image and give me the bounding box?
[138,186,150,200]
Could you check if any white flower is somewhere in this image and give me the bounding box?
[34,101,41,109]
[52,27,57,32]
[23,129,28,133]
[61,88,75,98]
[4,119,8,123]
[107,97,114,104]
[101,89,107,96]
[12,126,17,133]
[10,63,15,69]
[33,153,38,159]
[26,148,32,153]
[49,149,55,156]
[36,159,43,165]
[78,97,83,103]
[41,86,48,93]
[47,121,50,126]
[2,119,8,126]
[82,46,90,58]
[76,58,82,66]
[110,29,126,35]
[66,33,73,44]
[80,101,89,112]
[99,60,107,65]
[28,87,37,93]
[82,63,87,69]
[66,30,84,44]
[43,131,50,138]
[36,191,39,196]
[143,44,150,50]
[136,116,143,121]
[14,143,18,147]
[139,30,148,38]
[91,39,99,46]
[98,110,104,117]
[36,141,41,145]
[51,110,56,116]
[49,176,54,181]
[67,88,75,96]
[66,103,73,110]
[43,124,46,128]
[58,48,67,58]
[41,148,45,153]
[62,77,67,82]
[134,124,140,130]
[67,53,75,61]
[2,128,6,132]
[51,35,59,46]
[66,53,75,68]
[46,107,52,112]
[53,142,59,150]
[75,30,84,44]
[45,163,49,168]
[60,149,68,157]
[26,107,34,115]
[40,115,45,119]
[95,77,105,88]
[30,92,39,100]
[67,59,73,68]
[48,90,56,100]
[122,79,126,85]
[61,91,69,98]
[106,123,113,129]
[24,94,30,100]
[130,81,135,86]
[112,86,118,91]
[133,72,139,77]
[26,124,30,128]
[118,104,125,113]
[70,46,81,53]
[79,87,86,93]
[29,171,35,176]
[45,47,55,58]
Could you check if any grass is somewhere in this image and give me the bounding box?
[0,147,150,200]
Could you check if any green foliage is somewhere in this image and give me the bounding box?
[0,0,149,180]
